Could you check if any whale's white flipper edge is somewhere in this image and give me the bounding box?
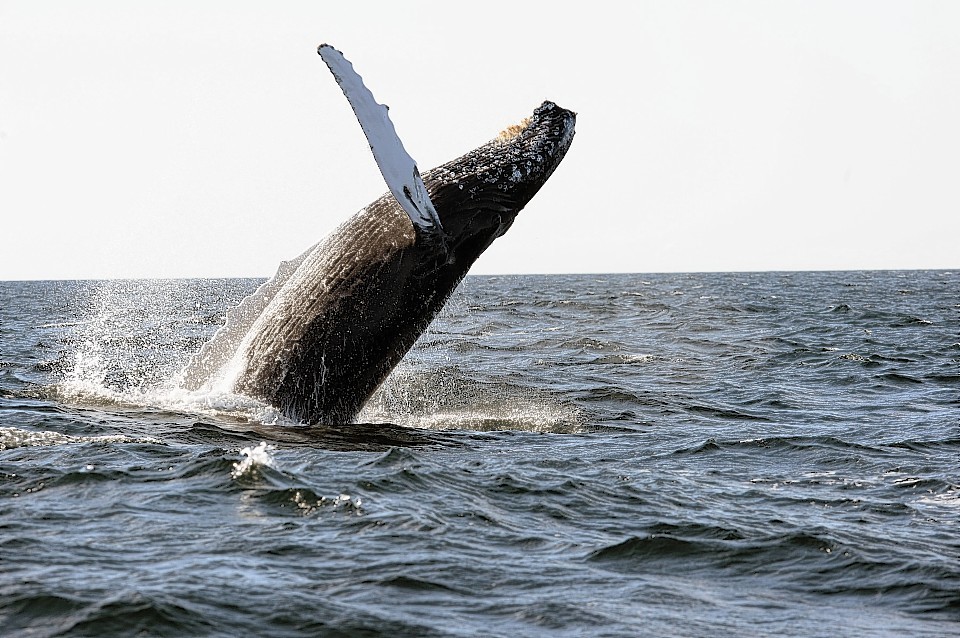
[317,44,446,250]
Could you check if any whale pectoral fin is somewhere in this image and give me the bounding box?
[318,44,447,255]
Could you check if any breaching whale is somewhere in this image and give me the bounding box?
[180,45,576,424]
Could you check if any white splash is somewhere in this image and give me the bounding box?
[155,386,294,425]
[52,278,306,426]
[53,269,579,433]
[231,441,277,479]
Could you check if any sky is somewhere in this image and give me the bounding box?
[1,1,958,280]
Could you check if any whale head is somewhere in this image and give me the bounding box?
[423,101,576,266]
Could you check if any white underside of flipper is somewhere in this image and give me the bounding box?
[318,44,446,250]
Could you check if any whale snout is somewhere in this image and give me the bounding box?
[511,100,575,186]
[536,100,577,120]
[520,101,576,163]
[540,101,576,156]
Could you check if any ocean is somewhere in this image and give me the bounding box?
[1,271,957,637]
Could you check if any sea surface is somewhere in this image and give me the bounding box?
[1,271,958,637]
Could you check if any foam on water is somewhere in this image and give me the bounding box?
[292,491,363,514]
[60,363,295,429]
[0,426,158,451]
[231,441,277,479]
[55,279,581,433]
[358,362,584,433]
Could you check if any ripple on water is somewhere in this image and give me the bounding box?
[2,273,959,636]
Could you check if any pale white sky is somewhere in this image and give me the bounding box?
[1,1,958,280]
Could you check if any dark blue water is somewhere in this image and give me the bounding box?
[1,271,958,637]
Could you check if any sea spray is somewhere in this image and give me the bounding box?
[59,279,202,400]
[357,362,583,432]
[54,279,304,424]
[55,279,581,431]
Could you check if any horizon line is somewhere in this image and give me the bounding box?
[1,266,955,284]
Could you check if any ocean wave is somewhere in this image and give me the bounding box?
[4,273,959,636]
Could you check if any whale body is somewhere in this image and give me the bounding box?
[180,47,575,424]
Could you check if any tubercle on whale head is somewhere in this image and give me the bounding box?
[495,101,576,154]
[422,100,576,263]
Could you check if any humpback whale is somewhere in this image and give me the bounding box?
[180,45,576,424]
